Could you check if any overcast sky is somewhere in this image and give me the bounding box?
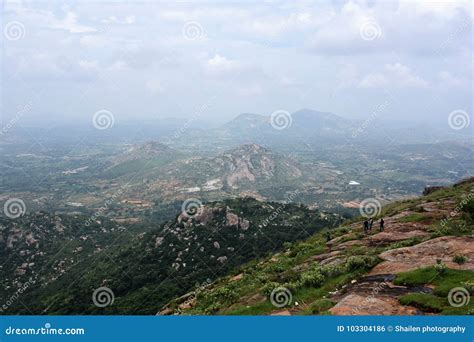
[1,0,472,126]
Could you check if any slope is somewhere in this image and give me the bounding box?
[160,178,474,315]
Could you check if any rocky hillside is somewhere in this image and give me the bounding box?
[0,212,139,305]
[160,178,474,315]
[1,198,341,315]
[145,143,304,196]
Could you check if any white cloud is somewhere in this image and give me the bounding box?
[102,15,136,25]
[49,11,97,34]
[359,63,427,88]
[206,54,244,76]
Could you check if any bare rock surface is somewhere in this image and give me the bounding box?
[371,236,474,275]
[329,294,419,315]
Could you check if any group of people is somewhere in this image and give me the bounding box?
[364,217,384,234]
[325,217,386,244]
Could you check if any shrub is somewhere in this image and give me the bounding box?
[434,260,447,275]
[261,282,280,296]
[203,303,220,315]
[320,264,345,278]
[453,254,467,265]
[214,286,238,302]
[300,268,325,287]
[345,255,378,272]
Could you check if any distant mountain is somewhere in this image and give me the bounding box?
[221,113,268,131]
[214,109,358,148]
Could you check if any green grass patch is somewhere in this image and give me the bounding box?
[308,299,335,314]
[399,293,445,312]
[398,213,430,223]
[394,267,474,296]
[396,267,474,315]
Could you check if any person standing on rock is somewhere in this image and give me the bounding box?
[326,230,332,243]
[379,218,385,232]
[369,218,374,231]
[363,220,369,234]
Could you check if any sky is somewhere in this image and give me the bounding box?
[1,0,473,126]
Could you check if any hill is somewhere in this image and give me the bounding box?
[1,197,341,314]
[104,141,181,178]
[159,178,474,315]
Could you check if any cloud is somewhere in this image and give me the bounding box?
[359,63,428,88]
[307,0,472,56]
[49,11,97,34]
[205,54,247,77]
[2,1,471,122]
[102,15,136,25]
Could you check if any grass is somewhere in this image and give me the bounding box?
[399,293,445,312]
[396,267,474,315]
[394,267,474,295]
[398,213,430,223]
[308,299,335,314]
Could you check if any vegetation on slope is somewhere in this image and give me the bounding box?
[161,178,473,315]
